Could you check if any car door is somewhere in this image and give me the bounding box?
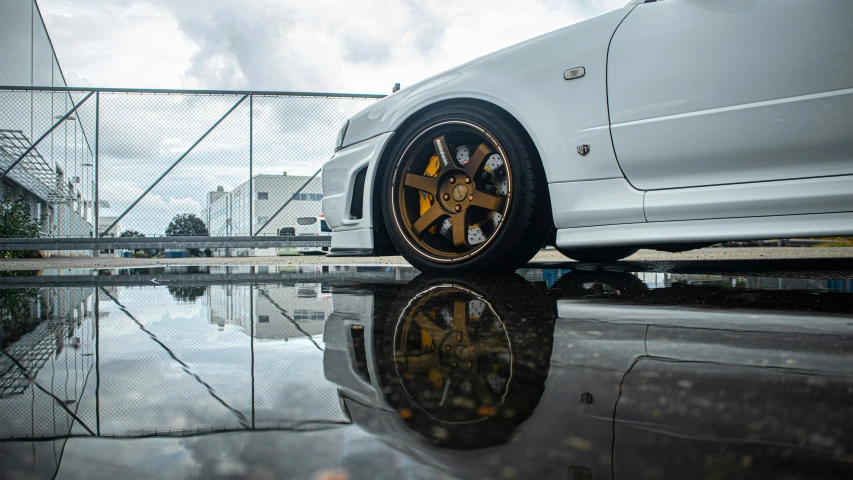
[607,0,853,191]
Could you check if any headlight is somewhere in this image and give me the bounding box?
[335,120,349,152]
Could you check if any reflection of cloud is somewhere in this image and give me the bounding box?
[0,427,455,480]
[92,287,345,435]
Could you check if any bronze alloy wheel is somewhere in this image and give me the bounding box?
[389,120,513,263]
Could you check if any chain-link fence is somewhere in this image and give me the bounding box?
[0,278,351,440]
[0,86,382,254]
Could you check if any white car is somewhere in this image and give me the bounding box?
[321,0,853,272]
[294,216,333,254]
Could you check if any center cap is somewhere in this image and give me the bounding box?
[454,345,471,360]
[452,184,468,202]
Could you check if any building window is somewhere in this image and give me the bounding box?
[294,310,326,322]
[257,216,268,225]
[258,315,270,323]
[291,193,323,201]
[257,192,268,200]
[297,284,318,298]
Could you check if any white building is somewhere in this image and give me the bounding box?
[206,283,332,340]
[203,173,323,255]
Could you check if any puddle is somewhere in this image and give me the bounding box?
[1,267,851,479]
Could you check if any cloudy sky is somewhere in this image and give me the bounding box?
[39,0,626,94]
[31,0,626,235]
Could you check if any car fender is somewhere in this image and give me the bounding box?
[342,5,636,184]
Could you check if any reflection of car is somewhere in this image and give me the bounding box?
[321,0,853,272]
[323,272,853,479]
[295,216,332,254]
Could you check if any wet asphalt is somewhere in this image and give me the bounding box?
[0,261,851,479]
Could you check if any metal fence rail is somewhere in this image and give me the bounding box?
[0,235,330,251]
[0,85,383,253]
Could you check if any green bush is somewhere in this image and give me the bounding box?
[0,193,41,259]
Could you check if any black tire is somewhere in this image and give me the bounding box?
[381,103,551,273]
[557,246,639,263]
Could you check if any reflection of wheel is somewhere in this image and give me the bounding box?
[557,246,639,263]
[381,104,551,273]
[375,274,555,449]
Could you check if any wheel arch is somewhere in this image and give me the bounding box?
[370,97,554,254]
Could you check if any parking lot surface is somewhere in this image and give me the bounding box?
[0,262,851,479]
[1,246,851,272]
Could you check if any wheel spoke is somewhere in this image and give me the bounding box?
[463,143,492,177]
[474,337,506,356]
[413,313,448,343]
[472,374,498,407]
[451,213,468,249]
[452,300,467,333]
[438,378,454,406]
[470,190,504,212]
[412,203,445,235]
[404,173,438,194]
[433,135,460,169]
[394,350,440,372]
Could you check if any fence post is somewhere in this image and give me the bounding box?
[93,91,100,257]
[95,287,101,435]
[250,282,255,429]
[249,94,254,241]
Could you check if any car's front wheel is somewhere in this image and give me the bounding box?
[381,104,551,273]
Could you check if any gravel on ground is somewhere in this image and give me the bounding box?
[1,247,851,271]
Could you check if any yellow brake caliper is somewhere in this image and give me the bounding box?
[419,155,442,234]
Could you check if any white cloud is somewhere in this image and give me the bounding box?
[40,0,626,93]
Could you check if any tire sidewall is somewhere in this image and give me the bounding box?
[381,104,544,273]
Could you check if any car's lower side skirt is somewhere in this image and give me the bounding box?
[556,212,853,249]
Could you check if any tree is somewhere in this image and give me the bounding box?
[120,230,144,238]
[167,286,207,304]
[165,214,209,236]
[0,193,41,259]
[0,287,40,348]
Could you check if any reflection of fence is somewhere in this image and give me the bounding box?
[0,279,360,440]
[0,86,382,250]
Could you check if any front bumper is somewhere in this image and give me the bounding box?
[321,132,395,252]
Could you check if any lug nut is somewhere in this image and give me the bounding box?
[449,177,455,184]
[451,362,458,368]
[443,193,450,201]
[465,177,470,184]
[456,333,463,341]
[468,194,473,201]
[455,205,462,212]
[467,361,473,367]
[445,345,452,351]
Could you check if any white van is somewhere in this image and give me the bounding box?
[294,216,331,254]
